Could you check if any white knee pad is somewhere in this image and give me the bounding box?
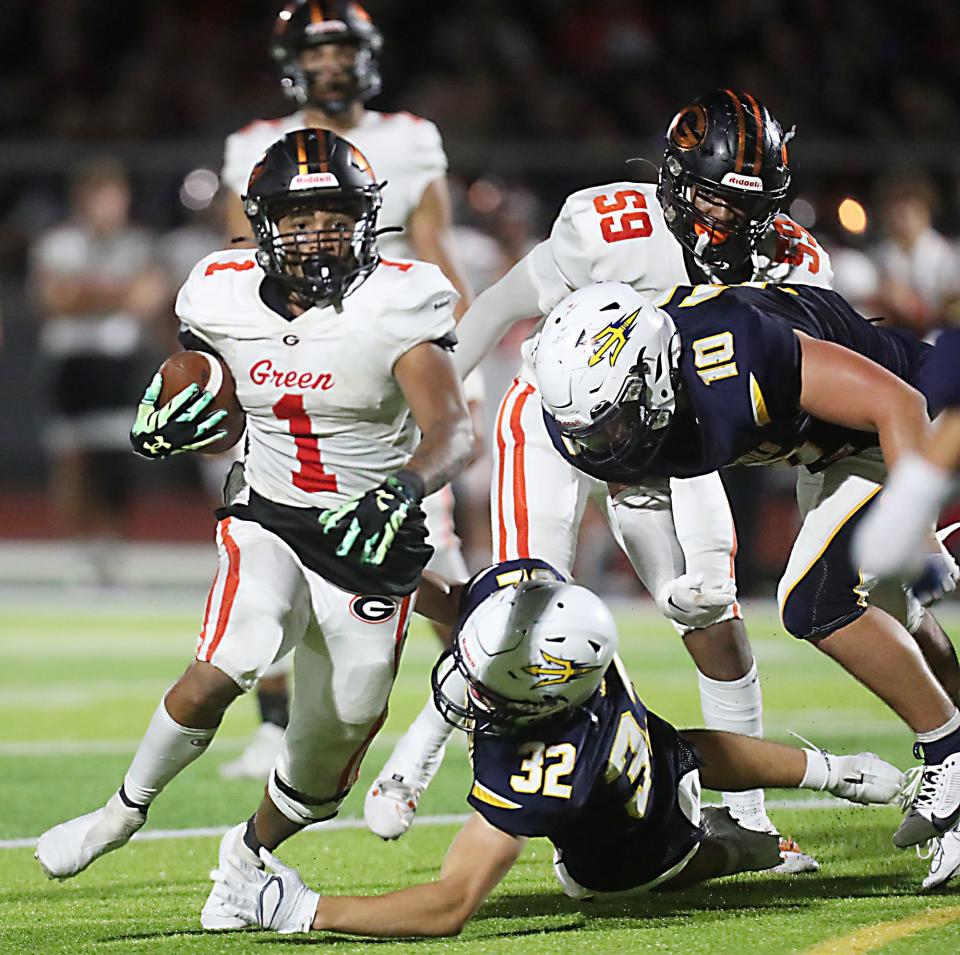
[268,769,347,827]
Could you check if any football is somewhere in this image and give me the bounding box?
[157,350,245,453]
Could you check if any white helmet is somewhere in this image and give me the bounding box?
[432,579,618,736]
[533,282,679,469]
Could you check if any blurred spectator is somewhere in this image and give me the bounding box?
[826,242,882,316]
[29,158,169,582]
[870,171,960,338]
[156,171,225,293]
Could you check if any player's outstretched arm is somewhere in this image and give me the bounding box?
[209,812,523,938]
[395,341,475,496]
[795,333,932,470]
[452,254,545,377]
[854,408,960,579]
[314,813,524,937]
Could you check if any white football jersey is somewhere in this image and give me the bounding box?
[521,181,833,369]
[222,110,447,259]
[176,250,457,510]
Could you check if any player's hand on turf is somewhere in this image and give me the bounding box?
[209,850,320,934]
[318,470,425,565]
[130,373,228,459]
[656,573,736,629]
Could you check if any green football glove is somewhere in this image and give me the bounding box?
[130,373,228,460]
[318,471,425,566]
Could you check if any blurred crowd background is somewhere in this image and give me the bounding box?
[2,0,960,594]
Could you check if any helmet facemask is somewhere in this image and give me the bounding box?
[432,645,575,738]
[560,363,675,470]
[659,156,786,271]
[246,189,380,309]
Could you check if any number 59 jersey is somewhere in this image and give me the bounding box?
[468,654,703,893]
[523,180,832,328]
[176,249,457,510]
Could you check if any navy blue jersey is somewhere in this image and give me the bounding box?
[468,652,701,892]
[922,327,960,413]
[546,283,929,483]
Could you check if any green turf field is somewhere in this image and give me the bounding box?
[3,593,960,954]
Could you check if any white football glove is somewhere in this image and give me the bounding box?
[852,454,953,579]
[655,573,736,630]
[209,848,319,934]
[908,544,960,609]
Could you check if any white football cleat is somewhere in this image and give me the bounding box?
[731,808,819,874]
[824,752,905,805]
[922,823,960,890]
[35,792,146,880]
[895,754,960,848]
[775,836,820,874]
[364,775,420,840]
[219,723,285,782]
[201,823,263,931]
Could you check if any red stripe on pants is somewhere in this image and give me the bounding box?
[508,384,535,557]
[495,380,521,560]
[203,519,241,662]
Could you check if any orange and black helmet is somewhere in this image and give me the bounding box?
[271,0,382,113]
[657,90,792,271]
[244,128,382,308]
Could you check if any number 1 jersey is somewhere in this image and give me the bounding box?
[175,249,457,510]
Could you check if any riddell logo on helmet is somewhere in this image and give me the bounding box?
[304,20,348,35]
[290,172,340,190]
[720,172,763,191]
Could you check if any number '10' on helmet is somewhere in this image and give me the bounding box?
[657,89,792,271]
[244,128,382,309]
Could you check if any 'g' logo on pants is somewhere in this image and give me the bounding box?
[349,595,398,624]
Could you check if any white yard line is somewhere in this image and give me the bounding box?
[0,797,866,851]
[0,732,407,757]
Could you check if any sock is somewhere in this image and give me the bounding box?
[698,663,768,823]
[381,686,459,790]
[243,815,264,858]
[122,700,216,807]
[799,749,831,791]
[917,709,960,763]
[257,689,290,729]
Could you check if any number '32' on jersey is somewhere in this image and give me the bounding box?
[467,638,701,892]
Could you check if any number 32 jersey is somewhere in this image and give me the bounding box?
[176,249,457,510]
[464,561,702,893]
